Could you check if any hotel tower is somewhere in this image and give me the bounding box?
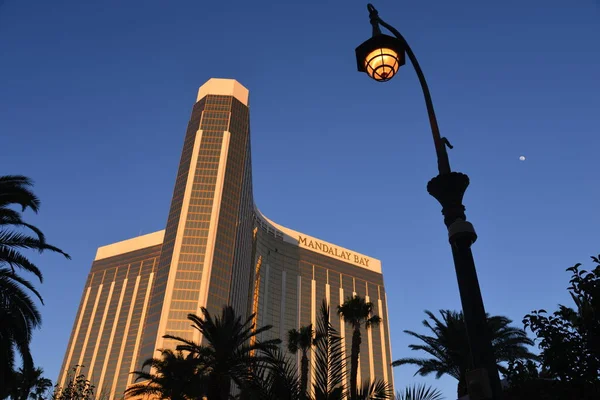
[57,79,394,398]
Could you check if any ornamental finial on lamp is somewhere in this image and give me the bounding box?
[355,4,405,82]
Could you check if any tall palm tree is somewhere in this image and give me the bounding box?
[126,349,205,400]
[164,305,281,400]
[9,366,53,400]
[392,310,537,398]
[238,301,345,400]
[337,295,381,397]
[288,324,315,398]
[0,175,70,394]
[238,300,391,400]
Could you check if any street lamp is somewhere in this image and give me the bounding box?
[355,4,504,400]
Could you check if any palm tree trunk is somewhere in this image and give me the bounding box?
[18,383,29,400]
[0,361,12,400]
[219,375,231,400]
[300,349,309,398]
[208,374,231,400]
[350,327,361,397]
[457,374,468,398]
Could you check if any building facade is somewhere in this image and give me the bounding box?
[57,79,393,398]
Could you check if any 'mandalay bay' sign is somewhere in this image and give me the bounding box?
[298,235,377,271]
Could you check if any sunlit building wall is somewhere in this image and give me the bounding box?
[57,79,393,399]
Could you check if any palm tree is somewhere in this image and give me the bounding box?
[288,324,315,398]
[238,300,345,400]
[0,269,43,399]
[337,295,381,397]
[164,305,281,400]
[0,175,70,275]
[238,300,391,400]
[237,347,301,400]
[126,349,205,400]
[0,175,70,394]
[313,300,346,400]
[9,366,53,400]
[394,384,444,400]
[392,310,537,398]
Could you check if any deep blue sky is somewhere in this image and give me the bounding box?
[1,0,599,397]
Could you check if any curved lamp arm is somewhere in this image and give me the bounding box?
[367,4,451,175]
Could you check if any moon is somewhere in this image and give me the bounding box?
[519,155,526,161]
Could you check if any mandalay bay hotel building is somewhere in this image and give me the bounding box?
[58,79,394,398]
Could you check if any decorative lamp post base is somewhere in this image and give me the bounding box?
[427,172,503,400]
[427,172,472,230]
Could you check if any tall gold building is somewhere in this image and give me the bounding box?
[57,79,394,398]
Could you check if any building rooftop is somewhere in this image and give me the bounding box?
[94,230,165,261]
[197,78,249,106]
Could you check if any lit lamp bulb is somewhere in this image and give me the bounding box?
[364,47,400,82]
[355,34,405,82]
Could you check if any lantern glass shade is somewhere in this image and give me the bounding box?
[364,47,400,82]
[355,34,405,82]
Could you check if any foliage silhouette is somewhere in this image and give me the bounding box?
[51,366,94,400]
[523,256,599,383]
[337,295,381,397]
[0,175,70,397]
[126,349,206,400]
[238,300,392,400]
[162,305,280,400]
[502,255,600,398]
[392,310,536,398]
[394,383,444,400]
[288,324,316,398]
[9,366,53,400]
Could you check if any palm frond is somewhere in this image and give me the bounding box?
[166,305,279,399]
[353,379,393,400]
[0,175,40,212]
[0,208,46,242]
[313,300,347,400]
[366,315,382,329]
[394,383,444,400]
[126,348,207,399]
[0,267,44,304]
[239,346,301,400]
[287,329,300,354]
[394,309,536,395]
[0,231,70,259]
[0,275,43,330]
[0,245,44,280]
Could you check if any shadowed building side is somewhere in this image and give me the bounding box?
[253,209,394,391]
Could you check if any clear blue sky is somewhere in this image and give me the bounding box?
[1,0,599,397]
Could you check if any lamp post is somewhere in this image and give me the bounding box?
[355,4,503,400]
